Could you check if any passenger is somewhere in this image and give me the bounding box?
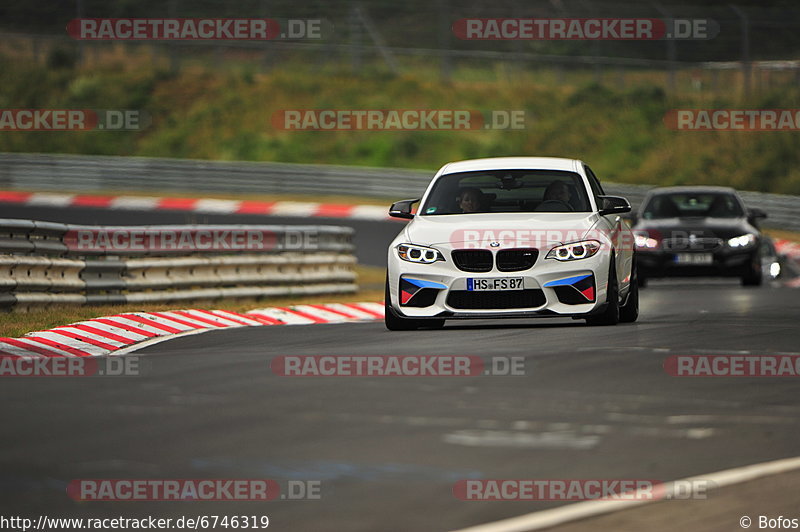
[457,188,484,213]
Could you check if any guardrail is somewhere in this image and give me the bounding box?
[0,219,356,311]
[1,153,799,231]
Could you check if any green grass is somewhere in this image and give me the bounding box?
[1,51,800,194]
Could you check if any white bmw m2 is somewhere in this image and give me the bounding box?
[385,157,638,330]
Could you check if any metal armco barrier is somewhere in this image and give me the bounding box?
[1,153,798,231]
[0,219,356,311]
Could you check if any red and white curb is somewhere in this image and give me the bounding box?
[775,239,800,287]
[775,239,800,262]
[0,302,384,359]
[0,191,395,221]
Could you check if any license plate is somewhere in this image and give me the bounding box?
[674,253,713,265]
[467,278,524,291]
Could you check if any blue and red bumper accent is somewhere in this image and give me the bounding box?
[544,274,595,305]
[400,277,447,307]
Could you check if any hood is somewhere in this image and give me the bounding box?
[633,217,756,240]
[403,212,603,250]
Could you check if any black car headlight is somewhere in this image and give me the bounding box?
[397,244,445,264]
[634,234,660,249]
[546,240,602,261]
[727,234,756,249]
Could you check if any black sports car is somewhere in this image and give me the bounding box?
[631,186,767,286]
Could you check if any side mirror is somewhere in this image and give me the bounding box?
[748,207,767,220]
[389,198,420,220]
[598,195,632,216]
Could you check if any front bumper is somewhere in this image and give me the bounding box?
[388,249,610,319]
[637,247,758,278]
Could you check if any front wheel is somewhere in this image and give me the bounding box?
[586,259,620,326]
[619,261,639,323]
[741,265,763,286]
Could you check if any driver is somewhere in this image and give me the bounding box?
[544,181,570,203]
[537,181,573,211]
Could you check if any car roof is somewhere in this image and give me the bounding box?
[646,186,739,195]
[440,157,580,174]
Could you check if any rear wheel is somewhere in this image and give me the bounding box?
[586,259,620,326]
[619,260,639,323]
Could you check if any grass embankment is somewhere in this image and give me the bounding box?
[1,51,800,194]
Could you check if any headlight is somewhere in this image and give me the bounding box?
[727,234,756,248]
[634,234,659,249]
[396,243,445,264]
[546,240,601,261]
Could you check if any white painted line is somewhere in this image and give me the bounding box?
[157,311,221,329]
[443,429,600,451]
[291,305,353,323]
[0,341,46,358]
[27,331,106,357]
[350,205,390,220]
[110,196,160,210]
[247,307,316,325]
[350,302,385,315]
[76,320,150,341]
[51,326,127,348]
[450,455,800,532]
[12,337,78,357]
[100,316,172,336]
[130,313,196,332]
[322,303,377,320]
[183,309,245,327]
[193,199,242,213]
[269,201,319,217]
[26,193,75,206]
[209,310,264,326]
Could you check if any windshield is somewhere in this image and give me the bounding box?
[641,192,744,219]
[420,170,591,215]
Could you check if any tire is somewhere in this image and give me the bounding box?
[741,265,763,286]
[637,271,648,289]
[619,260,639,323]
[586,259,620,326]
[384,276,445,330]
